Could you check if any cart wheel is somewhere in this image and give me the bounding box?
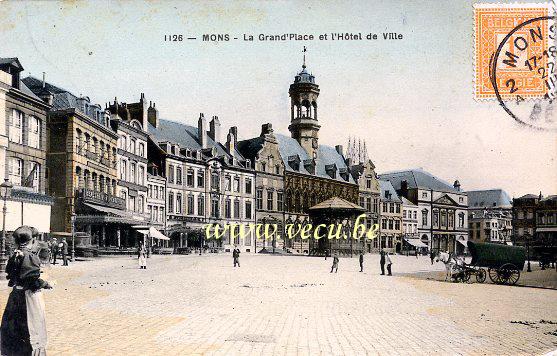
[462,270,471,283]
[500,263,520,285]
[476,268,486,283]
[488,268,501,284]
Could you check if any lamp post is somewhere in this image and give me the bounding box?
[71,212,76,262]
[0,179,14,275]
[526,232,532,272]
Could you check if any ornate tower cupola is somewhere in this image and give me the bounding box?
[288,47,321,159]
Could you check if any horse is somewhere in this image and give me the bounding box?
[436,251,458,282]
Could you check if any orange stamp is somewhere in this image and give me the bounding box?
[474,4,551,100]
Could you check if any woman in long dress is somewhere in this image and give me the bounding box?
[1,226,52,355]
[138,244,147,269]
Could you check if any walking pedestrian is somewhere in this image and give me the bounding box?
[138,244,147,269]
[47,239,53,265]
[233,246,241,267]
[415,249,419,259]
[380,250,386,275]
[61,238,69,266]
[51,238,58,265]
[1,226,52,355]
[386,252,393,276]
[430,250,435,265]
[359,252,364,272]
[330,254,339,273]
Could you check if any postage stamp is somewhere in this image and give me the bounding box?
[475,3,556,131]
[474,3,551,100]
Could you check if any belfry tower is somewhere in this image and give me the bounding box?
[288,47,321,159]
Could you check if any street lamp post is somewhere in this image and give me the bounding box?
[526,233,532,272]
[71,212,76,262]
[0,179,14,276]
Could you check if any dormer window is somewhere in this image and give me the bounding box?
[288,155,300,171]
[339,167,349,181]
[325,163,337,179]
[303,159,315,174]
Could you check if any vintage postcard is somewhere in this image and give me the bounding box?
[0,1,555,355]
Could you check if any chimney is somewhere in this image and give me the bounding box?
[453,180,461,192]
[198,113,207,149]
[401,180,408,198]
[226,131,235,154]
[230,126,238,146]
[335,145,343,156]
[261,123,273,136]
[42,72,45,88]
[147,101,159,129]
[209,115,221,142]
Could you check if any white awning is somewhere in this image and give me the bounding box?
[134,227,169,240]
[150,227,170,240]
[457,239,468,246]
[404,238,428,248]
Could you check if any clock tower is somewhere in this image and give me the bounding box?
[288,49,321,159]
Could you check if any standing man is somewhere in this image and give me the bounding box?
[330,254,339,273]
[233,246,240,267]
[430,250,436,265]
[51,238,58,265]
[380,250,386,275]
[386,252,393,276]
[359,252,364,272]
[61,238,69,266]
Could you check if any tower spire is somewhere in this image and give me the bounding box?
[302,46,307,69]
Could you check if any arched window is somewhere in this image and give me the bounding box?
[75,166,82,189]
[76,129,82,153]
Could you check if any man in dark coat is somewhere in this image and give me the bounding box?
[61,238,69,266]
[51,238,58,265]
[330,254,339,273]
[380,250,386,275]
[359,252,364,272]
[233,247,240,267]
[430,250,436,265]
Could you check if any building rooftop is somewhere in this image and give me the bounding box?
[379,168,459,193]
[379,179,402,203]
[467,189,512,209]
[275,133,355,184]
[401,196,417,206]
[148,118,247,167]
[23,76,107,125]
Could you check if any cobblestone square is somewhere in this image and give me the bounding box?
[1,254,556,355]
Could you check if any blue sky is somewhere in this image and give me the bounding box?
[1,0,555,197]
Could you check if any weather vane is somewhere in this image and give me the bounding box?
[302,46,307,68]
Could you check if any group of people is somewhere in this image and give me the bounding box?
[329,250,393,276]
[48,237,69,266]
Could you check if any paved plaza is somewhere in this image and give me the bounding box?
[1,254,556,355]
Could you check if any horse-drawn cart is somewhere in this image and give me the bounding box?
[466,241,526,285]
